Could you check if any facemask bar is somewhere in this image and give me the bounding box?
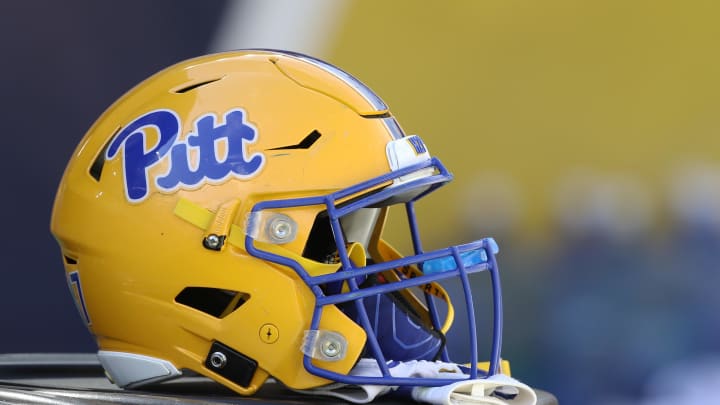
[245,157,503,387]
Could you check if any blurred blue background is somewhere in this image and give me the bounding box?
[3,1,720,404]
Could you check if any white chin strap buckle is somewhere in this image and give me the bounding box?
[412,374,538,404]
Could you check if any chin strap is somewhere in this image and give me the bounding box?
[293,359,537,405]
[411,374,537,405]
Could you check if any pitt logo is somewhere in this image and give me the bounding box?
[106,109,265,203]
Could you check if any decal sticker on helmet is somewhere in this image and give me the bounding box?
[106,108,265,203]
[407,135,427,154]
[67,271,91,325]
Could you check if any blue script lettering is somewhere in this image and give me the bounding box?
[106,109,265,202]
[106,110,180,201]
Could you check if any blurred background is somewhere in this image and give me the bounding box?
[2,1,720,403]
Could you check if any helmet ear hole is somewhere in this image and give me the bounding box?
[175,287,249,319]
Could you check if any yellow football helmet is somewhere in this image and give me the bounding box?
[50,50,509,397]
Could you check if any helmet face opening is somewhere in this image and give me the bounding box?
[245,156,504,387]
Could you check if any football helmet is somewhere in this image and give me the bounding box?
[51,50,515,399]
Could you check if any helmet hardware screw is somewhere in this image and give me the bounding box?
[203,234,224,250]
[321,340,341,358]
[209,351,227,369]
[265,214,297,244]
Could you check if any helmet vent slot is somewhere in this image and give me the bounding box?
[173,78,222,94]
[361,111,391,119]
[89,126,120,181]
[63,256,78,265]
[175,287,249,318]
[268,130,321,150]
